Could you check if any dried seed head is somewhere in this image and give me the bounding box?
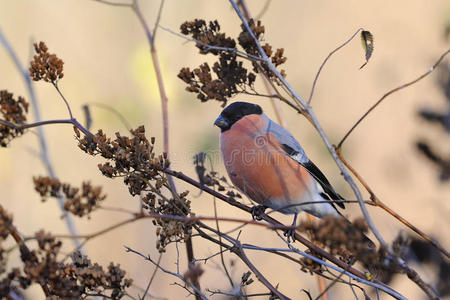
[0,90,29,147]
[33,176,106,217]
[178,18,287,104]
[29,41,64,83]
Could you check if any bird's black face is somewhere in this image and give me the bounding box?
[214,102,263,132]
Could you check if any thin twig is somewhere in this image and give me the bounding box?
[314,262,353,300]
[84,102,132,131]
[308,28,363,104]
[124,246,209,300]
[198,221,406,300]
[195,224,290,299]
[212,189,235,288]
[132,0,177,195]
[236,241,290,300]
[273,232,406,300]
[237,0,288,128]
[157,24,264,62]
[0,118,93,137]
[151,0,165,44]
[336,148,450,259]
[141,253,163,300]
[89,3,200,295]
[164,169,374,279]
[397,257,440,300]
[306,212,329,300]
[337,49,450,149]
[0,27,82,249]
[53,83,74,119]
[348,278,359,300]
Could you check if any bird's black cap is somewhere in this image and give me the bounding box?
[214,102,263,132]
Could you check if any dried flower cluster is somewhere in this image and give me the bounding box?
[0,202,13,243]
[298,216,419,279]
[178,19,286,106]
[29,41,64,83]
[180,19,236,55]
[33,176,106,218]
[299,249,324,274]
[178,60,255,105]
[0,207,30,296]
[300,216,376,264]
[144,189,192,252]
[23,231,131,299]
[0,207,30,297]
[41,249,133,300]
[239,19,287,80]
[0,206,131,299]
[237,19,265,56]
[0,90,29,147]
[76,126,193,251]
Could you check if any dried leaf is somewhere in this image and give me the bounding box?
[360,30,374,69]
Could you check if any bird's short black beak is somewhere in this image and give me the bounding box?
[214,115,229,129]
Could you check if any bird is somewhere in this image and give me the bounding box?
[214,101,371,243]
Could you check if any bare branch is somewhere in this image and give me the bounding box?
[211,191,235,288]
[151,0,165,43]
[157,24,264,61]
[53,83,74,119]
[236,0,289,128]
[308,28,363,104]
[195,223,290,299]
[337,49,450,149]
[124,246,209,300]
[273,232,407,300]
[0,27,82,249]
[336,149,450,259]
[83,102,132,131]
[141,253,163,300]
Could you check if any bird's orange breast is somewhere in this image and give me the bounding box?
[220,115,313,209]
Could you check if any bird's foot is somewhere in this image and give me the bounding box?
[284,229,297,243]
[251,205,266,221]
[284,213,298,243]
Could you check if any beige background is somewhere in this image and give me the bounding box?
[0,0,449,299]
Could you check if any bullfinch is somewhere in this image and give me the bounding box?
[214,102,364,241]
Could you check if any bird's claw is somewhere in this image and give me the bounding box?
[284,229,297,243]
[284,213,298,243]
[251,205,266,221]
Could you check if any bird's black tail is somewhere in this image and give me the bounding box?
[340,214,376,249]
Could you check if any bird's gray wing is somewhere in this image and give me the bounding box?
[266,118,345,209]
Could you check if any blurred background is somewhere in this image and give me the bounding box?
[0,0,449,299]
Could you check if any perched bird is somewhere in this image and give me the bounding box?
[214,101,366,241]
